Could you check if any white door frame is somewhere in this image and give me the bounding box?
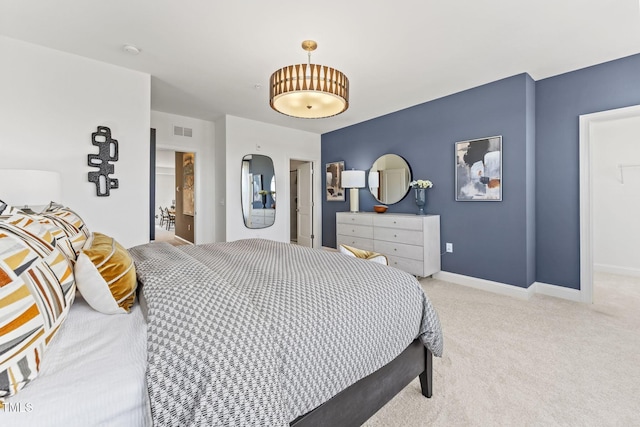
[579,104,640,303]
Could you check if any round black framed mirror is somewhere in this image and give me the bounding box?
[368,154,411,205]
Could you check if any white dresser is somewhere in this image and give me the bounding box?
[336,212,441,277]
[250,208,275,227]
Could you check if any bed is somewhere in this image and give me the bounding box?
[1,234,442,426]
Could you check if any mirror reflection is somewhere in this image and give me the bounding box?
[368,154,412,205]
[242,154,276,229]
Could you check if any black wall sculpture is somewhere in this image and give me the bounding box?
[88,126,119,197]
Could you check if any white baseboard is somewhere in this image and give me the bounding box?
[594,263,640,278]
[432,271,534,300]
[175,235,194,245]
[432,271,581,302]
[531,281,582,302]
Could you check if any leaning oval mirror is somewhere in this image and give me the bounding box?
[241,154,276,229]
[368,154,412,205]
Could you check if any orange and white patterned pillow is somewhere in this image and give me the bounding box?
[0,200,21,220]
[0,216,75,399]
[1,212,76,265]
[41,204,91,257]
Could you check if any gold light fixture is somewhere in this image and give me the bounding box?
[270,40,349,119]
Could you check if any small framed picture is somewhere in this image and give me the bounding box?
[325,161,345,201]
[455,136,502,201]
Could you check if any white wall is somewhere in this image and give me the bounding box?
[151,111,216,243]
[223,115,322,246]
[592,115,640,276]
[0,36,150,248]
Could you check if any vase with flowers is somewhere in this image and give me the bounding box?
[409,179,433,215]
[258,190,269,208]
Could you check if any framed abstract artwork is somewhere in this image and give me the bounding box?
[325,161,345,201]
[183,152,195,215]
[455,136,502,201]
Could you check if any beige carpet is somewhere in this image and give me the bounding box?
[364,273,640,426]
[153,225,189,246]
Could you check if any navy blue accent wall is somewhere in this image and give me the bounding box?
[535,54,640,289]
[323,53,640,290]
[322,74,536,287]
[250,155,275,209]
[525,75,536,286]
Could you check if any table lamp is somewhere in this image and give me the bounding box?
[341,169,365,213]
[0,169,62,213]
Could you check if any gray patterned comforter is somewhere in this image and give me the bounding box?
[129,239,442,426]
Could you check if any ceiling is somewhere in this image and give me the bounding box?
[2,0,640,135]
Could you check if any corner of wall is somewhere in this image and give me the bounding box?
[525,74,537,286]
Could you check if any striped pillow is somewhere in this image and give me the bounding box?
[0,217,75,399]
[74,232,137,314]
[1,212,76,265]
[41,204,91,257]
[0,200,22,220]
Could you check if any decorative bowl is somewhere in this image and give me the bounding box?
[373,205,388,213]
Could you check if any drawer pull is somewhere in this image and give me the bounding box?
[394,248,397,251]
[394,234,397,237]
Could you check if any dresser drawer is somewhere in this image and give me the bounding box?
[264,210,275,217]
[336,223,373,239]
[374,240,423,261]
[251,216,265,225]
[374,227,424,246]
[373,215,423,231]
[337,235,375,251]
[336,213,373,226]
[387,256,424,277]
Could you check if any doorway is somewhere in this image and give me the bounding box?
[579,104,640,303]
[153,148,177,242]
[290,159,314,247]
[149,143,196,245]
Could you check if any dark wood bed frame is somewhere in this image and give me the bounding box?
[291,339,432,426]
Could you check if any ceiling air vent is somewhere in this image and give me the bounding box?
[173,125,193,137]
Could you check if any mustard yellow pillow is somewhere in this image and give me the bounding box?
[339,244,389,265]
[74,232,137,314]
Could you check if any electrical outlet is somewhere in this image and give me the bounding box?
[446,243,453,253]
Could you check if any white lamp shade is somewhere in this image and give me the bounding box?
[341,170,365,188]
[0,169,61,208]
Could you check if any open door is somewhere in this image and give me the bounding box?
[297,162,313,247]
[149,128,156,241]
